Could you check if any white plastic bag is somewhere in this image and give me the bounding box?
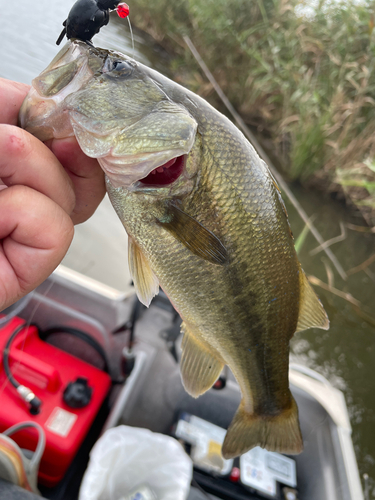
[79,426,193,500]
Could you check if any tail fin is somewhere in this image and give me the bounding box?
[221,396,303,459]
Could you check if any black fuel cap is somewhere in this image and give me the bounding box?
[63,377,92,408]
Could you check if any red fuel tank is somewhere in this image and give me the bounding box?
[0,317,111,487]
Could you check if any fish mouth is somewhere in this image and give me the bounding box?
[139,155,186,186]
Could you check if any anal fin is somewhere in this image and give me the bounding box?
[180,322,224,398]
[222,395,303,459]
[296,268,329,332]
[128,237,159,307]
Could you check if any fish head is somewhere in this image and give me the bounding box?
[20,40,200,192]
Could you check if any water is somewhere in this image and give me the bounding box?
[1,0,375,494]
[284,186,375,482]
[0,0,161,293]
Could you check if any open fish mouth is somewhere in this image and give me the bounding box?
[19,39,199,191]
[139,155,186,186]
[97,147,192,190]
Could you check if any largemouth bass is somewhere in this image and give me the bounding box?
[20,41,329,458]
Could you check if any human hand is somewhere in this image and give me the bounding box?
[0,78,106,311]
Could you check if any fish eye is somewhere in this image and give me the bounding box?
[109,60,134,78]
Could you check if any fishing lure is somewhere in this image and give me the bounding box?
[56,0,129,45]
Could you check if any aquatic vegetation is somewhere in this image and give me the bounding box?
[129,0,375,225]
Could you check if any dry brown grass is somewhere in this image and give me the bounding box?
[129,0,375,225]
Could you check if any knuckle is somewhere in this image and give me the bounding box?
[51,209,75,251]
[1,125,32,161]
[62,182,76,216]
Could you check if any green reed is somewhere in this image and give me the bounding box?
[130,0,375,224]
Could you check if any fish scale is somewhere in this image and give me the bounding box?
[20,40,329,459]
[110,107,299,415]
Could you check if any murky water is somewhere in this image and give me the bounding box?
[1,0,375,494]
[284,187,375,492]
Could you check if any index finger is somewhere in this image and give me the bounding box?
[0,78,30,126]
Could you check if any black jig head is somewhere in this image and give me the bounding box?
[56,0,129,46]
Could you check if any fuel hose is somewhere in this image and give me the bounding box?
[3,323,42,415]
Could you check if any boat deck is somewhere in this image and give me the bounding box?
[0,268,364,500]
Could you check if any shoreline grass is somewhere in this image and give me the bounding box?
[130,0,375,226]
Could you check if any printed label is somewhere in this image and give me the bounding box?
[46,407,77,437]
[176,415,233,475]
[240,447,297,497]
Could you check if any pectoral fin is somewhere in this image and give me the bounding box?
[296,268,329,332]
[158,203,228,265]
[180,322,224,398]
[128,237,159,307]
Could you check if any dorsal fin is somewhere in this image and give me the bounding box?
[296,268,329,333]
[128,237,159,307]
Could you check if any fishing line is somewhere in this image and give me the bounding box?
[127,16,135,58]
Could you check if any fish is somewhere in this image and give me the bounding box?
[20,40,329,459]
